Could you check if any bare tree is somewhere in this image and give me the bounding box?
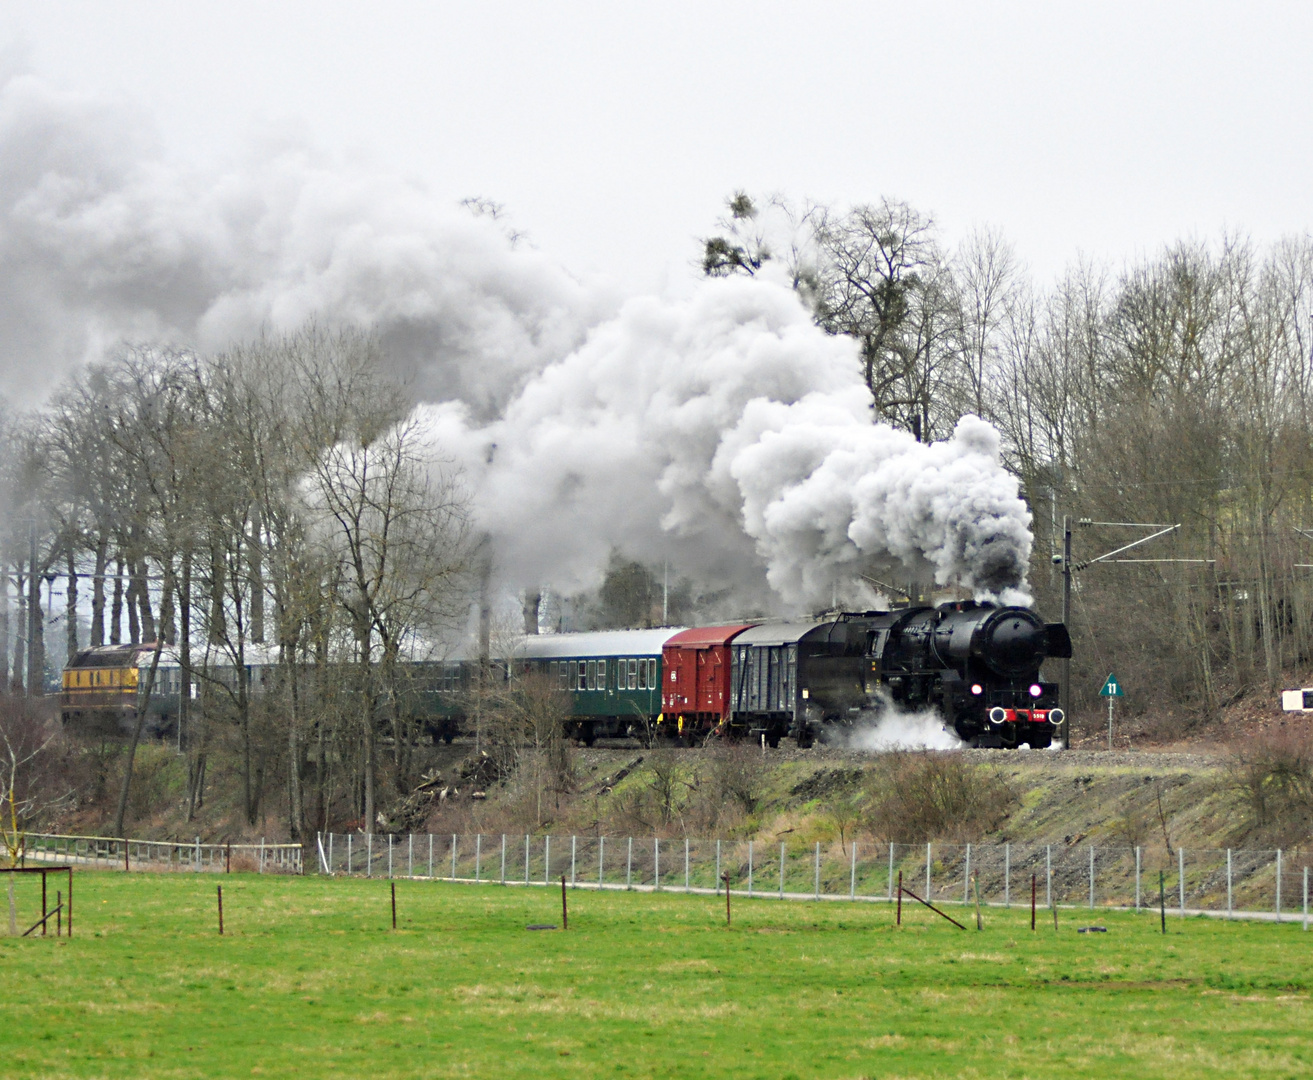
[297,330,472,831]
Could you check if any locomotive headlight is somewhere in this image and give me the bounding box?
[989,707,1007,724]
[1048,708,1065,726]
[1029,683,1043,698]
[970,684,983,695]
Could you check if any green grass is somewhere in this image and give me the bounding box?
[2,870,1312,1078]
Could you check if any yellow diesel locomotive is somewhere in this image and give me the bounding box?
[60,643,182,737]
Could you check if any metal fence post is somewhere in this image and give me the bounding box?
[850,842,857,901]
[1089,845,1095,909]
[428,834,433,878]
[1045,845,1051,908]
[475,835,482,884]
[748,841,754,897]
[715,839,721,894]
[347,834,353,875]
[1297,866,1307,934]
[685,838,690,892]
[887,843,894,901]
[501,834,506,884]
[654,837,660,890]
[925,843,932,900]
[408,834,414,878]
[814,842,821,900]
[366,833,372,877]
[388,835,395,879]
[626,837,633,890]
[1226,849,1232,917]
[779,843,786,899]
[1179,847,1185,916]
[452,835,459,881]
[599,836,605,888]
[1276,849,1283,921]
[1004,843,1010,907]
[524,835,530,885]
[571,836,577,886]
[964,843,971,904]
[1135,847,1141,911]
[545,836,551,886]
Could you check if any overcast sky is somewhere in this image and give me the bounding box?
[1,1,1310,300]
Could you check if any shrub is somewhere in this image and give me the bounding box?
[1224,729,1313,846]
[862,752,1016,843]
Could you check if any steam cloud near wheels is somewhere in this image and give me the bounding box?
[0,69,1033,614]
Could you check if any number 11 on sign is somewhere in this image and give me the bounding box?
[1099,674,1123,751]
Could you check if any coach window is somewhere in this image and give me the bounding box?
[586,660,596,691]
[575,661,584,691]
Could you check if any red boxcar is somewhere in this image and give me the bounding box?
[660,624,756,740]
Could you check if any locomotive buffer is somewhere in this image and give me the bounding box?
[1099,673,1124,751]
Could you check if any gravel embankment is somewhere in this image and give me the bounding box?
[559,741,1226,775]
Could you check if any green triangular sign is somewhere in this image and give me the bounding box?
[1099,673,1124,698]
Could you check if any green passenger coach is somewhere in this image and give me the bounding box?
[515,628,684,745]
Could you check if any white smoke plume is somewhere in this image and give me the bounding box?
[422,273,1033,611]
[843,704,964,752]
[0,69,612,412]
[0,68,1034,614]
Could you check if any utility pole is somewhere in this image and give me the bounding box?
[662,560,668,624]
[27,521,42,698]
[1057,519,1203,751]
[1060,517,1072,750]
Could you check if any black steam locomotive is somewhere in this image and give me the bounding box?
[726,601,1070,748]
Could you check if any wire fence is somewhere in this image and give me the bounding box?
[17,830,1313,923]
[23,833,302,874]
[313,833,1313,922]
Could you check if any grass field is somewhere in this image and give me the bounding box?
[1,870,1311,1079]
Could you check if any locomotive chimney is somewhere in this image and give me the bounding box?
[522,589,541,635]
